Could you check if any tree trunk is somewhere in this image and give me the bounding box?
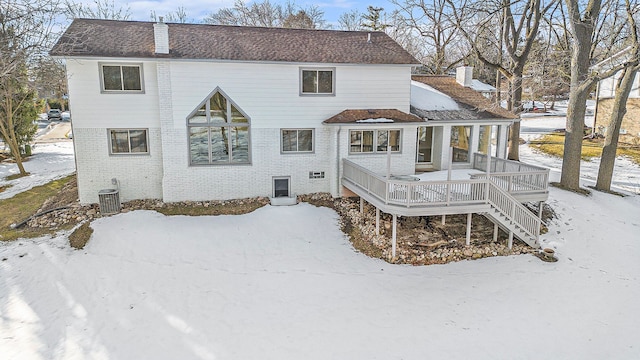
[507,70,524,160]
[596,66,638,191]
[560,0,599,190]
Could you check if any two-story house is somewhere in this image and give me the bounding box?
[53,19,550,254]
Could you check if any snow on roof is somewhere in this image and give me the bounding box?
[469,79,496,92]
[410,80,460,111]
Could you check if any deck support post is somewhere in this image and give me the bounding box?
[466,213,472,246]
[360,197,364,213]
[508,232,513,249]
[538,201,544,219]
[493,223,499,242]
[441,214,446,225]
[392,214,398,259]
[375,208,380,235]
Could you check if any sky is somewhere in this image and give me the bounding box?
[97,0,393,26]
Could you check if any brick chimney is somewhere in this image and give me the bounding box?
[456,66,473,87]
[153,17,169,54]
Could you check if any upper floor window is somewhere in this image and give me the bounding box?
[100,63,144,93]
[187,89,251,165]
[109,129,149,154]
[281,129,314,153]
[300,68,335,95]
[350,129,401,154]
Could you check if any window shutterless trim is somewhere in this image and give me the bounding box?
[186,87,252,166]
[99,62,145,94]
[299,67,336,96]
[280,128,315,154]
[348,129,402,155]
[107,128,150,155]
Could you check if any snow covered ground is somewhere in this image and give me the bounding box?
[520,116,640,194]
[0,142,75,200]
[1,195,639,359]
[1,116,639,359]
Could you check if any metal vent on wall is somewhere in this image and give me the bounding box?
[309,171,325,179]
[98,189,121,214]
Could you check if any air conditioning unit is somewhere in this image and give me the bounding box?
[98,189,121,214]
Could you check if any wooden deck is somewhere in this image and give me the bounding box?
[341,154,550,253]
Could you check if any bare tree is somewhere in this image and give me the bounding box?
[64,0,130,20]
[0,0,58,176]
[559,0,629,190]
[391,0,467,74]
[337,9,363,31]
[596,0,640,191]
[453,0,557,160]
[205,0,328,29]
[150,7,190,24]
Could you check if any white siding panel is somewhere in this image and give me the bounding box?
[168,62,411,129]
[65,59,161,129]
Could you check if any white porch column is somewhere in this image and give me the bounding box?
[466,213,472,245]
[392,214,397,259]
[375,208,380,235]
[508,231,514,249]
[493,223,499,242]
[497,124,510,159]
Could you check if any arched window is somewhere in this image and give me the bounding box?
[187,89,250,165]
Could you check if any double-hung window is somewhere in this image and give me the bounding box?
[109,129,149,154]
[350,129,401,154]
[300,68,335,95]
[100,63,144,92]
[187,89,251,165]
[281,129,314,153]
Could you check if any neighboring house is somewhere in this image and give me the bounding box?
[593,47,640,138]
[52,19,549,251]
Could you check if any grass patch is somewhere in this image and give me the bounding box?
[550,182,591,195]
[69,222,93,249]
[587,185,626,197]
[0,175,75,242]
[529,133,640,164]
[5,172,30,181]
[155,198,268,216]
[0,184,13,193]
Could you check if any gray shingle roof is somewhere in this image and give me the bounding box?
[51,19,419,65]
[323,109,424,124]
[411,76,518,120]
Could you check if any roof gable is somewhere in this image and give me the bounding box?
[51,19,419,65]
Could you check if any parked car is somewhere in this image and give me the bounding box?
[47,109,62,120]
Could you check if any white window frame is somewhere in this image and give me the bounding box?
[281,128,315,153]
[99,62,145,93]
[186,87,252,166]
[300,67,335,96]
[349,129,402,154]
[108,128,149,155]
[272,176,291,198]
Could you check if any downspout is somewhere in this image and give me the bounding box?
[336,126,341,197]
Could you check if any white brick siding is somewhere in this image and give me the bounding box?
[74,127,163,204]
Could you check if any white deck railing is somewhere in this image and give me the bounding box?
[342,159,487,208]
[342,159,541,243]
[472,153,549,194]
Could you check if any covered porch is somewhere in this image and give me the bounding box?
[341,153,549,258]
